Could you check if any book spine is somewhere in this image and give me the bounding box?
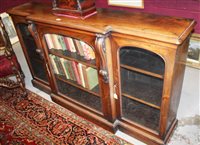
[80,41,90,60]
[77,63,85,87]
[54,56,65,76]
[44,34,54,49]
[66,60,76,81]
[74,39,84,56]
[49,54,59,74]
[58,35,67,51]
[88,46,95,60]
[64,37,71,51]
[60,58,69,79]
[86,67,98,90]
[51,34,62,50]
[69,61,77,81]
[82,64,89,89]
[68,38,76,52]
[63,60,71,80]
[73,39,81,55]
[72,61,81,85]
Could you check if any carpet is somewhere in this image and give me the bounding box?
[0,87,130,145]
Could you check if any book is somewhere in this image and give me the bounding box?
[67,37,76,52]
[45,34,55,49]
[63,37,71,51]
[77,63,85,87]
[88,46,95,60]
[60,58,69,79]
[66,60,76,81]
[86,67,98,90]
[80,41,91,60]
[57,35,67,51]
[71,61,81,85]
[74,39,84,56]
[51,34,62,50]
[63,60,72,80]
[54,56,65,76]
[81,64,89,89]
[49,54,59,74]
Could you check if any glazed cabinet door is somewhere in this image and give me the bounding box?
[119,46,164,131]
[36,23,115,126]
[11,16,50,93]
[111,34,173,140]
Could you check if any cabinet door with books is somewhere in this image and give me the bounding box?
[39,26,104,115]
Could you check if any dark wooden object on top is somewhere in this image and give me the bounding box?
[52,0,97,19]
[8,2,196,145]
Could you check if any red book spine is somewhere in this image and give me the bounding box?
[72,61,81,85]
[64,37,71,51]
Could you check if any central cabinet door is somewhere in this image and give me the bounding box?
[38,25,105,115]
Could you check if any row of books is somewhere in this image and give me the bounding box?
[45,34,95,60]
[49,54,98,90]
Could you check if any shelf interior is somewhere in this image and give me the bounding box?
[121,68,163,107]
[120,46,165,131]
[120,47,165,75]
[122,96,160,131]
[18,23,49,83]
[56,75,100,96]
[44,33,96,65]
[56,77,102,112]
[49,49,96,68]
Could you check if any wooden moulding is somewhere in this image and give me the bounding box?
[52,0,97,19]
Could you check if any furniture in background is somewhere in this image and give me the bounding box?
[0,17,26,95]
[8,2,196,145]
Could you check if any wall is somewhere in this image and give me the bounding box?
[0,0,200,33]
[95,0,200,34]
[0,0,199,33]
[0,0,50,13]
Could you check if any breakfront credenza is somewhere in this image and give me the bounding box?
[8,2,196,145]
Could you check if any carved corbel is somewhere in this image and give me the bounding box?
[27,21,44,59]
[95,33,110,83]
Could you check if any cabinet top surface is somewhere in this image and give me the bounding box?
[8,2,196,44]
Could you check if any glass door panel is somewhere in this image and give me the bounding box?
[120,46,165,131]
[18,23,49,83]
[120,47,165,75]
[121,68,163,107]
[122,96,160,131]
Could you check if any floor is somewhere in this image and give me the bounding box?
[13,42,200,145]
